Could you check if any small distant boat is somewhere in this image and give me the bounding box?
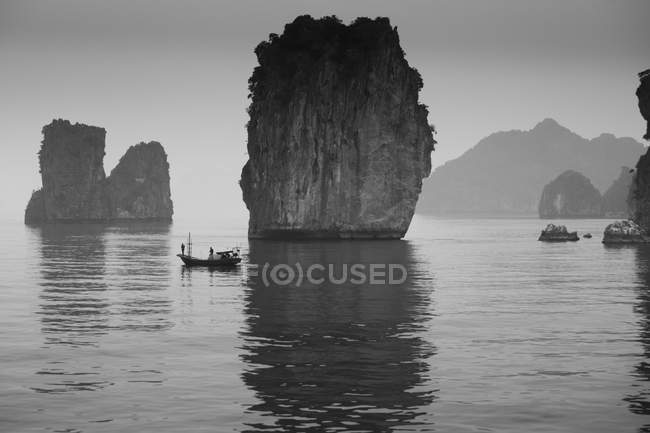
[177,252,241,267]
[177,232,242,267]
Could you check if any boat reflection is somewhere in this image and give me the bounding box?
[240,240,436,432]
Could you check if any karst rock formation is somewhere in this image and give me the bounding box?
[240,16,435,239]
[631,70,650,230]
[538,170,602,218]
[25,119,173,223]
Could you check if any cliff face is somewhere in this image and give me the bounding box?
[25,119,173,223]
[24,189,46,223]
[638,69,650,141]
[417,118,645,216]
[538,170,602,218]
[240,16,435,239]
[25,120,108,222]
[632,70,650,230]
[106,142,173,220]
[602,166,633,218]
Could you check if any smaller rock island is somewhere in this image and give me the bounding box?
[538,170,602,219]
[538,224,579,242]
[25,119,173,223]
[602,220,649,244]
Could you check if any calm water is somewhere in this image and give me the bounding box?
[2,216,650,432]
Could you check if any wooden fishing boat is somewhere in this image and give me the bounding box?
[177,232,242,267]
[176,251,242,267]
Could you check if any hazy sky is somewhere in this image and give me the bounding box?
[1,0,648,223]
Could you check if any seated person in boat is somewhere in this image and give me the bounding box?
[208,247,223,261]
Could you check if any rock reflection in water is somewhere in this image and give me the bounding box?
[629,245,650,431]
[31,222,173,394]
[240,240,436,432]
[35,224,110,348]
[104,223,173,333]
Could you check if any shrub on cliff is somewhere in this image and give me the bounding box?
[248,15,414,106]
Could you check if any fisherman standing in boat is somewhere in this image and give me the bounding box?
[208,247,215,260]
[181,242,185,256]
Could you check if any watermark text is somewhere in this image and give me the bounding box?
[248,263,407,287]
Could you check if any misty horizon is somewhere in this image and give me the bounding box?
[1,0,649,223]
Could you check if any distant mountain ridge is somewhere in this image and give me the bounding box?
[417,119,645,215]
